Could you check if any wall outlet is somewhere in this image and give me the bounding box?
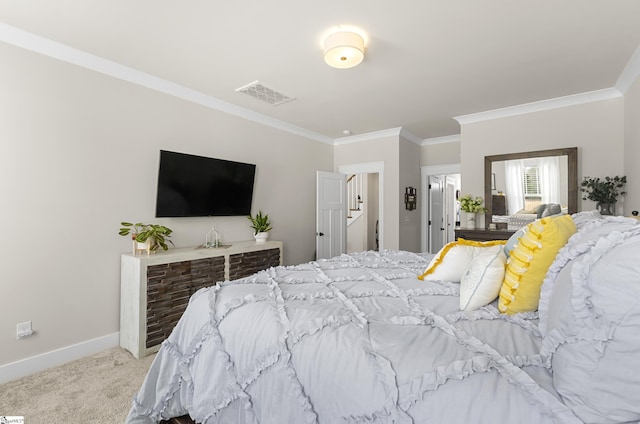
[16,321,34,339]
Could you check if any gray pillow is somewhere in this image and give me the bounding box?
[534,203,547,218]
[541,203,561,217]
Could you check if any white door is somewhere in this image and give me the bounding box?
[428,176,445,253]
[316,171,347,259]
[445,177,457,244]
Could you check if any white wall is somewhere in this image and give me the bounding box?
[346,215,366,253]
[460,98,625,224]
[334,136,400,249]
[0,42,333,366]
[399,137,421,252]
[420,141,461,166]
[624,77,640,215]
[367,173,380,250]
[334,134,422,252]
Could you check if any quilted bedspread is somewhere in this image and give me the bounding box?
[126,250,581,424]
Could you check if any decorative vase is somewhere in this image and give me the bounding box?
[133,238,152,255]
[462,212,477,229]
[254,231,269,243]
[597,202,615,216]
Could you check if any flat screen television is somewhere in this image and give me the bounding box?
[155,150,256,217]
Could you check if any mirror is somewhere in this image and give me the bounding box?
[484,147,578,228]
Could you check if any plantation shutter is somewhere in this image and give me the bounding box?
[523,167,541,196]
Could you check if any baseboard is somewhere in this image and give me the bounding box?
[0,332,119,385]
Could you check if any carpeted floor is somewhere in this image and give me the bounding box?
[0,347,155,424]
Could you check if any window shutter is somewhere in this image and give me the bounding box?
[524,167,540,196]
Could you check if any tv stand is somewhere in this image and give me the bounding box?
[120,240,283,358]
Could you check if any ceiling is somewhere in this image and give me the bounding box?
[2,1,640,142]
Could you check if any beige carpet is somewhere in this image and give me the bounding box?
[0,347,155,424]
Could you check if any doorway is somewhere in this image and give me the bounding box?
[345,173,379,253]
[421,164,461,253]
[338,162,385,252]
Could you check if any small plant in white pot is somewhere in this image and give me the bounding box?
[119,222,174,253]
[247,210,272,243]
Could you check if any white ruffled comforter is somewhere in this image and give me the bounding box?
[126,250,581,424]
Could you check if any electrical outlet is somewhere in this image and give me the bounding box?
[16,321,33,339]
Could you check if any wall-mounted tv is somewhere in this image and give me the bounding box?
[155,150,256,217]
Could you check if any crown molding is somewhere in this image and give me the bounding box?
[398,128,423,145]
[333,127,402,145]
[421,134,460,146]
[0,23,333,145]
[616,44,640,94]
[454,88,623,126]
[333,127,426,146]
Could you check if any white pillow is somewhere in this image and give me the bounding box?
[460,247,507,311]
[419,239,506,283]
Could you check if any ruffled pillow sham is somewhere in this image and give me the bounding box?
[539,222,640,424]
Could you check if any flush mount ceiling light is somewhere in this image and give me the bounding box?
[323,30,365,69]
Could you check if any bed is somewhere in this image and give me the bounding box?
[126,212,640,424]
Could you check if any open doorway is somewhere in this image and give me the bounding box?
[345,173,379,253]
[421,164,461,253]
[338,162,385,253]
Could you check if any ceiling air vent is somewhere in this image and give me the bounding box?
[235,80,295,106]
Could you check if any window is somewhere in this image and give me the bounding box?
[523,166,542,209]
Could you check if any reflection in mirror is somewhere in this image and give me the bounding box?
[484,148,578,229]
[492,156,568,214]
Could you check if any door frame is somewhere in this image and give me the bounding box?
[421,163,461,252]
[338,161,385,250]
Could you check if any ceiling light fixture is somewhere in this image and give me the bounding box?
[323,30,365,69]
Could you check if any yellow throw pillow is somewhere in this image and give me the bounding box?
[419,238,506,283]
[498,214,576,314]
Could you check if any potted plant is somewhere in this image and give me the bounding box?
[119,222,174,253]
[459,195,488,228]
[580,175,626,215]
[247,210,272,243]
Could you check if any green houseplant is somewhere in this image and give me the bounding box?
[119,222,174,252]
[459,195,487,229]
[459,195,488,213]
[580,175,626,215]
[247,210,272,243]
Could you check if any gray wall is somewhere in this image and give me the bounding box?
[0,42,333,366]
[624,76,640,215]
[399,137,421,252]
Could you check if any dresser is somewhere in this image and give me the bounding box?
[120,240,283,358]
[454,228,515,242]
[492,195,507,216]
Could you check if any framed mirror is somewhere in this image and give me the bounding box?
[484,147,578,228]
